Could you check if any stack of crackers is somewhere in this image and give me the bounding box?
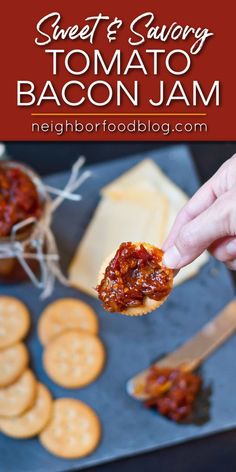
[39,298,105,389]
[69,159,209,296]
[0,296,103,459]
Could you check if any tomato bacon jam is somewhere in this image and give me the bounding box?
[144,366,202,422]
[96,242,173,312]
[0,166,42,238]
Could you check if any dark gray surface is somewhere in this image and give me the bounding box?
[0,145,235,472]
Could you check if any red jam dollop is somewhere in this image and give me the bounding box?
[96,242,173,312]
[0,166,42,237]
[144,366,202,422]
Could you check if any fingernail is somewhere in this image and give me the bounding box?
[226,259,236,271]
[163,246,181,269]
[226,240,236,256]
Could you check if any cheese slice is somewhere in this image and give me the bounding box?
[102,159,188,209]
[69,159,209,297]
[69,190,168,297]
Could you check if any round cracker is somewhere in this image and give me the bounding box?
[44,331,105,388]
[40,398,101,458]
[0,297,30,349]
[0,383,52,438]
[0,369,37,417]
[0,343,29,387]
[98,242,173,316]
[38,298,98,346]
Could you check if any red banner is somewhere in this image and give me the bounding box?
[1,0,235,140]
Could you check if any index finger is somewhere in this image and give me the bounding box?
[163,177,217,251]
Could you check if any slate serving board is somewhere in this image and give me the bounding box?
[0,145,235,472]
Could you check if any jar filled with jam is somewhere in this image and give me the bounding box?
[0,161,49,283]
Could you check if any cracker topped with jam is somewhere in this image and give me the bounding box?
[97,242,173,316]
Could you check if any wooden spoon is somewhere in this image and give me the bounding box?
[127,300,236,400]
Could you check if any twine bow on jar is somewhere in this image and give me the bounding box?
[0,157,90,298]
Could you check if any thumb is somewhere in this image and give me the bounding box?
[163,190,236,269]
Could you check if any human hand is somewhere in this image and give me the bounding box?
[163,154,236,271]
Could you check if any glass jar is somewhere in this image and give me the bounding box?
[0,161,49,284]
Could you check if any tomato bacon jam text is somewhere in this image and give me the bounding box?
[144,366,202,422]
[0,166,42,238]
[97,242,173,312]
